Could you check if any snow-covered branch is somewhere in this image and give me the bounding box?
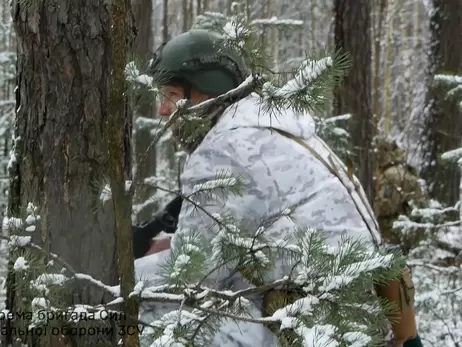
[1,233,122,298]
[133,227,402,346]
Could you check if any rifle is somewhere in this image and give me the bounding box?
[132,196,183,259]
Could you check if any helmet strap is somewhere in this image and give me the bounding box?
[183,81,191,100]
[183,86,191,100]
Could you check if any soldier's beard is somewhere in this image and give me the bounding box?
[170,104,227,153]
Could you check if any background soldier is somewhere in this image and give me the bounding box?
[374,137,428,253]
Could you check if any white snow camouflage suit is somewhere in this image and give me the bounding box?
[136,93,383,347]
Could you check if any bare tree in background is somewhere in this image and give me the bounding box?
[132,0,157,222]
[333,0,375,203]
[421,0,462,205]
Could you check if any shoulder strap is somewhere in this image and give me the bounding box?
[268,127,383,247]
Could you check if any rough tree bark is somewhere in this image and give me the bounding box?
[421,0,462,205]
[107,0,138,345]
[333,0,375,204]
[5,0,133,346]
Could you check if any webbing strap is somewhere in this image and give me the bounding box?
[267,127,382,247]
[236,127,386,344]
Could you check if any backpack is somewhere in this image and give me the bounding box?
[258,128,417,346]
[136,130,417,346]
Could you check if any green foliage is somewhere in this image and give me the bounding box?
[314,114,352,163]
[402,195,462,345]
[259,51,351,117]
[392,198,459,251]
[434,74,462,111]
[2,3,411,347]
[115,6,403,347]
[134,212,404,347]
[193,7,272,75]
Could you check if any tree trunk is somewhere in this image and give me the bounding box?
[162,0,169,43]
[5,1,132,345]
[108,0,138,345]
[132,0,157,222]
[333,0,375,203]
[421,0,462,205]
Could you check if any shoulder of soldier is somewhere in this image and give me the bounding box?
[380,163,419,181]
[381,164,426,200]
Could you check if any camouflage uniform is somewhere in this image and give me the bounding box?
[139,29,409,347]
[373,138,427,252]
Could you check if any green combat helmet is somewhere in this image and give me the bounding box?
[148,29,250,97]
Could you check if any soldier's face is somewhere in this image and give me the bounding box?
[157,85,184,119]
[157,85,208,120]
[156,85,212,144]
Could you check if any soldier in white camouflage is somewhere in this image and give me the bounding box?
[135,29,423,347]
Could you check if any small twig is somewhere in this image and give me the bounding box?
[176,297,187,328]
[130,102,188,197]
[441,284,462,296]
[190,310,215,341]
[1,235,77,274]
[137,277,291,306]
[152,174,241,230]
[407,259,461,274]
[193,304,278,325]
[208,277,290,300]
[427,304,459,346]
[394,220,461,230]
[2,235,120,297]
[74,274,120,297]
[186,74,259,113]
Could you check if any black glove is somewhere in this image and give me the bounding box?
[132,195,183,259]
[403,334,423,347]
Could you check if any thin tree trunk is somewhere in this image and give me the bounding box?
[421,0,462,205]
[333,0,375,203]
[108,0,138,346]
[132,0,157,222]
[372,0,387,201]
[162,0,169,42]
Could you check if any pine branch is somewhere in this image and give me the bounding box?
[188,171,245,203]
[73,274,120,297]
[135,277,291,305]
[2,235,76,274]
[17,224,400,346]
[1,235,121,297]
